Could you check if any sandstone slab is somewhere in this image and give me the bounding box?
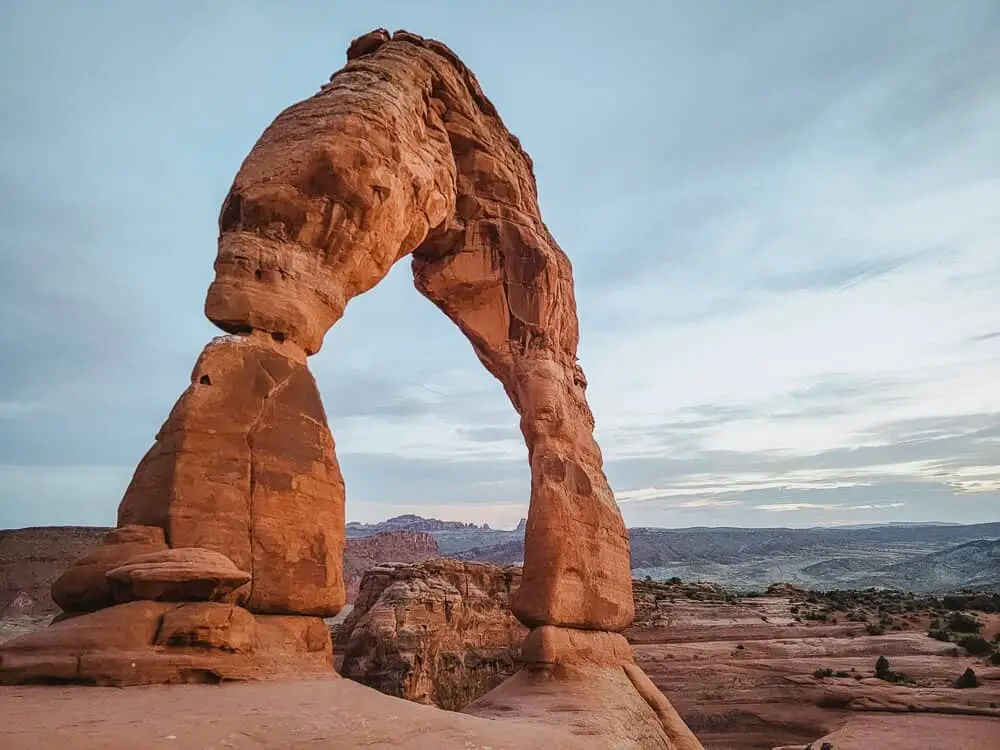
[106,547,250,604]
[50,525,167,613]
[0,600,332,686]
[117,333,345,617]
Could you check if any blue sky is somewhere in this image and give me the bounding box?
[1,1,999,530]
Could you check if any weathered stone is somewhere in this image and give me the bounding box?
[117,333,345,617]
[50,525,167,613]
[342,531,439,602]
[521,625,633,669]
[338,559,527,710]
[154,602,256,653]
[202,29,633,630]
[0,601,332,685]
[106,548,250,604]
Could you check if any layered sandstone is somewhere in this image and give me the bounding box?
[50,525,168,614]
[117,333,345,617]
[0,600,332,685]
[207,27,632,630]
[338,559,526,709]
[342,531,439,602]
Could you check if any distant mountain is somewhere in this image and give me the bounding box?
[346,514,491,536]
[450,521,1000,592]
[855,538,1000,592]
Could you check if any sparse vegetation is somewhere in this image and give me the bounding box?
[955,667,978,689]
[874,655,911,684]
[957,636,993,656]
[813,668,834,678]
[946,612,982,633]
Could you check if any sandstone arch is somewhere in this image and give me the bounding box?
[1,29,704,749]
[118,28,632,631]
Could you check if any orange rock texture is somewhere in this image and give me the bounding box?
[205,27,632,630]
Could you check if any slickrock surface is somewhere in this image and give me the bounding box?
[0,678,606,750]
[628,581,1000,749]
[0,600,332,685]
[105,547,251,604]
[338,558,527,709]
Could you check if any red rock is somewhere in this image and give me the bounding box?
[106,548,250,604]
[338,559,527,710]
[0,600,332,686]
[117,333,345,616]
[155,602,256,652]
[342,531,439,602]
[204,29,632,630]
[50,525,167,613]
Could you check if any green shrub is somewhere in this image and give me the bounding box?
[928,629,951,642]
[942,595,967,611]
[875,655,890,677]
[958,636,993,656]
[955,668,978,689]
[814,668,833,678]
[947,612,982,633]
[865,623,885,636]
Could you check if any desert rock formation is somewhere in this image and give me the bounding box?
[0,28,698,748]
[341,531,439,601]
[337,559,527,709]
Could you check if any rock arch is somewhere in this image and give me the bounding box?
[118,28,632,631]
[1,29,704,749]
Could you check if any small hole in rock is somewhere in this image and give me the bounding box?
[199,375,212,385]
[271,332,285,343]
[254,269,263,281]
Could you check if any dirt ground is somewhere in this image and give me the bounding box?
[0,677,598,750]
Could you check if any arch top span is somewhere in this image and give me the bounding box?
[126,29,634,631]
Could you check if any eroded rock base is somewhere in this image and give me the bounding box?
[463,626,704,749]
[0,600,332,685]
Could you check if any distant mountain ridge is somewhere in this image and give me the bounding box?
[346,514,493,536]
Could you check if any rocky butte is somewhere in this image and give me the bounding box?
[0,28,702,749]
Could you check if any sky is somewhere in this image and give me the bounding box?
[1,1,999,531]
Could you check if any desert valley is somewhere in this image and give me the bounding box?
[2,516,999,749]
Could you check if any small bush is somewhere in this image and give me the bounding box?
[989,652,1000,666]
[942,595,967,611]
[947,612,982,633]
[865,623,885,636]
[814,668,834,678]
[928,629,951,642]
[875,655,890,676]
[958,636,993,656]
[834,671,851,678]
[955,668,978,689]
[735,644,744,650]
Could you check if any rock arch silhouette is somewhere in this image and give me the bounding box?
[116,28,633,631]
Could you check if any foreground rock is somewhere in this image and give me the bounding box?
[0,600,331,685]
[338,558,527,709]
[105,547,251,604]
[0,678,619,749]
